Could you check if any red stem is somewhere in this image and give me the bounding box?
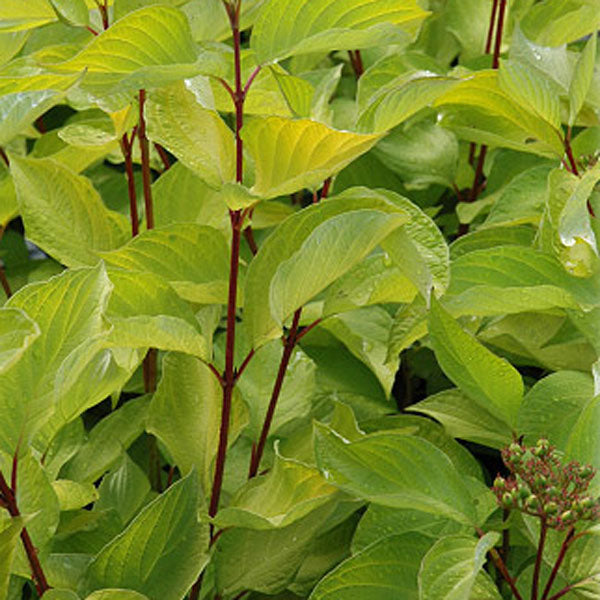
[492,0,507,69]
[0,470,50,595]
[154,143,171,171]
[243,226,258,255]
[248,309,302,478]
[541,527,575,600]
[532,519,548,600]
[485,0,499,54]
[235,349,255,382]
[348,50,364,79]
[295,317,323,343]
[119,133,139,237]
[489,547,524,600]
[209,210,243,516]
[0,147,9,167]
[137,90,154,230]
[85,25,99,35]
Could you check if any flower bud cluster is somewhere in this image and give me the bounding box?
[491,438,600,530]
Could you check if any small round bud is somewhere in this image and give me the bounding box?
[560,510,574,523]
[525,495,540,511]
[518,486,530,500]
[534,475,547,487]
[494,476,506,490]
[502,492,514,508]
[545,502,558,515]
[509,443,523,455]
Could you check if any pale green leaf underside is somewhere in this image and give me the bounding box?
[252,0,429,64]
[0,517,25,598]
[269,209,406,326]
[99,223,230,305]
[314,424,478,525]
[428,298,523,428]
[11,155,129,267]
[243,116,382,198]
[569,33,597,125]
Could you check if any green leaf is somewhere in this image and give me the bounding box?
[95,454,151,525]
[0,449,60,578]
[314,423,478,525]
[48,5,197,74]
[243,116,382,198]
[428,298,523,428]
[0,264,112,454]
[11,155,129,267]
[498,60,561,130]
[322,253,417,316]
[0,307,39,374]
[145,83,235,189]
[85,591,149,600]
[152,163,228,230]
[435,71,564,157]
[444,246,600,316]
[374,121,459,189]
[569,33,597,125]
[0,517,24,599]
[321,307,398,397]
[105,269,208,359]
[386,297,428,361]
[445,0,493,60]
[147,353,247,498]
[244,189,408,347]
[251,0,429,65]
[518,370,595,448]
[42,590,81,600]
[52,479,99,511]
[214,452,338,530]
[64,396,149,483]
[309,533,435,600]
[99,224,230,304]
[521,0,600,46]
[418,533,500,600]
[0,0,57,31]
[0,88,72,146]
[82,472,209,600]
[214,501,338,596]
[377,189,450,298]
[269,209,406,327]
[409,389,514,450]
[50,0,89,27]
[358,73,458,134]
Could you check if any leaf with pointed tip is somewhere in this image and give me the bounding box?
[0,264,112,455]
[428,298,523,428]
[498,60,561,130]
[82,472,209,600]
[309,533,435,600]
[145,83,235,189]
[314,424,478,525]
[86,591,149,600]
[569,33,597,125]
[147,353,247,498]
[386,297,428,362]
[244,189,408,348]
[214,453,338,530]
[358,73,458,134]
[0,88,72,146]
[50,0,89,27]
[521,0,600,46]
[99,224,230,304]
[244,116,382,198]
[269,209,406,327]
[251,0,429,65]
[0,0,56,31]
[418,533,500,600]
[11,155,129,267]
[444,246,600,316]
[409,389,514,450]
[64,396,149,483]
[435,71,564,157]
[48,5,196,74]
[0,307,39,374]
[0,517,24,599]
[52,480,99,511]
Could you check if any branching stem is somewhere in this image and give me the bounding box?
[541,527,575,600]
[532,519,548,600]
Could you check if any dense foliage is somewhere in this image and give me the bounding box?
[0,0,599,599]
